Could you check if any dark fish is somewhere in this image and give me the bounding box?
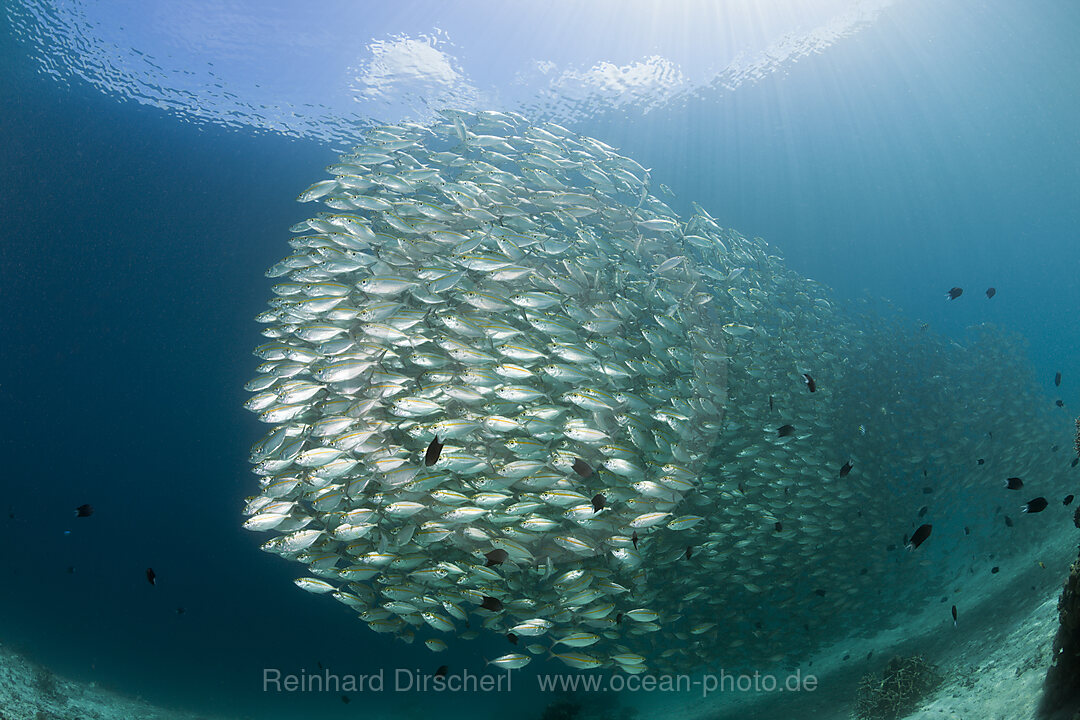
[1004,515,1014,527]
[591,493,605,513]
[341,696,350,705]
[1072,457,1078,468]
[769,395,774,410]
[986,287,996,299]
[67,566,75,574]
[1056,399,1065,408]
[814,589,826,597]
[839,460,853,478]
[424,436,444,466]
[479,595,503,612]
[146,567,156,586]
[75,504,94,518]
[435,665,448,678]
[1004,477,1023,490]
[1055,372,1062,387]
[175,607,186,615]
[906,524,932,550]
[1053,445,1059,452]
[1023,497,1048,513]
[964,526,971,535]
[572,458,593,478]
[802,373,816,392]
[991,566,1000,574]
[918,505,928,518]
[615,613,623,625]
[631,531,638,549]
[951,604,957,627]
[922,487,934,494]
[977,458,985,465]
[1064,495,1074,506]
[777,424,795,438]
[484,549,508,567]
[685,546,693,560]
[506,633,518,645]
[947,287,963,300]
[774,521,783,532]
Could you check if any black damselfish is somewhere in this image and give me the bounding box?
[839,460,854,478]
[1064,495,1074,506]
[75,504,94,518]
[1023,497,1048,513]
[572,458,593,478]
[986,287,996,299]
[777,424,795,438]
[906,524,932,550]
[947,287,963,300]
[1004,477,1023,490]
[424,436,444,466]
[802,373,816,392]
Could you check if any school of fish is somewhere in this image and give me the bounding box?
[243,110,1075,674]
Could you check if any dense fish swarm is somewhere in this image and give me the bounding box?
[244,110,1072,673]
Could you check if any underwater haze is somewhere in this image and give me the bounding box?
[1,2,1079,720]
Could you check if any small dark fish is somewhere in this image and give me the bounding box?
[859,567,868,575]
[867,651,873,660]
[424,436,444,466]
[67,566,75,574]
[922,487,933,494]
[631,531,638,549]
[986,287,996,299]
[777,424,795,438]
[1064,495,1074,506]
[146,568,156,586]
[591,493,605,513]
[1056,399,1065,408]
[842,654,850,661]
[572,458,593,478]
[906,524,932,550]
[947,287,963,300]
[814,589,826,597]
[977,458,985,465]
[615,613,623,625]
[769,395,774,410]
[1004,515,1014,527]
[1055,372,1062,387]
[918,505,928,518]
[1004,477,1023,490]
[802,373,816,392]
[1072,457,1078,468]
[684,546,693,560]
[506,633,518,645]
[479,595,503,612]
[175,607,186,615]
[964,526,971,535]
[1023,497,1048,513]
[1053,445,1059,452]
[774,521,783,532]
[75,504,94,518]
[341,695,350,705]
[951,604,957,627]
[435,665,448,678]
[839,460,853,478]
[991,566,1000,574]
[484,549,508,567]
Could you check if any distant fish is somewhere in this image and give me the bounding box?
[906,524,932,550]
[424,436,444,466]
[814,589,826,597]
[1023,497,1048,513]
[75,504,94,518]
[802,373,816,392]
[631,531,639,549]
[591,493,605,514]
[685,546,693,560]
[985,287,996,299]
[175,607,186,615]
[1056,400,1065,408]
[951,604,958,627]
[964,526,971,535]
[839,460,854,478]
[1055,372,1062,387]
[918,505,928,518]
[977,458,985,465]
[777,424,795,438]
[435,665,448,678]
[947,287,963,300]
[769,395,774,410]
[484,549,508,567]
[146,567,157,586]
[506,633,518,645]
[480,595,503,612]
[922,486,934,494]
[1064,495,1074,506]
[572,458,593,478]
[774,521,783,532]
[991,566,1000,574]
[1004,477,1023,490]
[1072,458,1078,468]
[341,695,350,705]
[1004,515,1014,527]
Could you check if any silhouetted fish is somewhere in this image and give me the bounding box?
[977,458,985,465]
[1056,399,1065,408]
[484,549,508,567]
[802,373,816,392]
[572,458,593,478]
[1064,495,1074,506]
[1023,497,1048,513]
[774,521,783,532]
[951,604,957,627]
[506,633,518,645]
[435,665,448,678]
[814,589,826,597]
[922,486,934,494]
[1004,477,1023,490]
[777,424,795,438]
[1055,372,1062,387]
[75,504,94,518]
[947,287,963,300]
[685,546,693,560]
[1072,458,1078,468]
[631,531,639,549]
[146,568,156,586]
[991,566,1000,574]
[480,595,503,612]
[964,526,971,535]
[906,524,932,550]
[424,436,444,466]
[985,287,995,299]
[769,395,774,410]
[341,695,350,705]
[1004,515,1014,527]
[591,493,605,513]
[839,460,853,478]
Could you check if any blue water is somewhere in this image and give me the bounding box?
[1,1,1078,718]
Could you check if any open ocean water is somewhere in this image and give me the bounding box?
[1,2,1079,720]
